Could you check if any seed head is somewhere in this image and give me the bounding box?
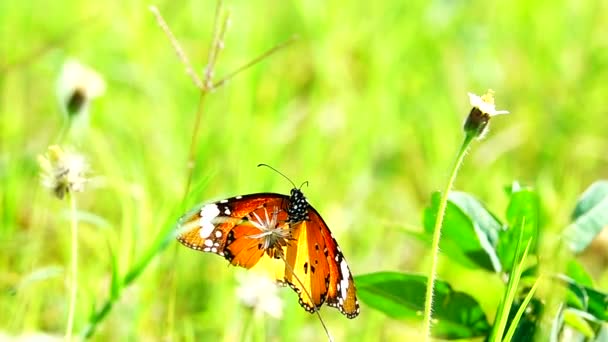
[38,145,88,199]
[57,59,106,119]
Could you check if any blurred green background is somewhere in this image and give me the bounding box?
[1,0,607,340]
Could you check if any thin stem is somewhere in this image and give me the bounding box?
[149,6,204,90]
[212,35,298,90]
[204,1,228,89]
[182,94,207,203]
[422,133,475,340]
[279,254,333,341]
[66,193,79,341]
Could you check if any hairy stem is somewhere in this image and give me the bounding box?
[422,133,474,340]
[66,193,79,341]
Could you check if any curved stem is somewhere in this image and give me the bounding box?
[66,193,79,341]
[422,133,474,340]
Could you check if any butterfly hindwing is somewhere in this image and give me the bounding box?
[306,207,360,318]
[282,220,330,312]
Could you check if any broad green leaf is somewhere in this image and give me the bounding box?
[562,275,608,321]
[585,287,608,321]
[423,191,502,272]
[497,185,539,272]
[355,272,490,339]
[563,308,596,339]
[402,230,486,270]
[566,260,594,287]
[563,181,608,253]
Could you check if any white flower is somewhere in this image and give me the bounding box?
[464,89,509,139]
[468,90,509,116]
[57,59,106,118]
[236,271,283,319]
[38,145,88,199]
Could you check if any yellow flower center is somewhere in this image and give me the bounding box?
[480,89,496,105]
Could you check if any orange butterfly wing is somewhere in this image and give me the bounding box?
[177,194,289,268]
[302,207,359,318]
[177,192,360,318]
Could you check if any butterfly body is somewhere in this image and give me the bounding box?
[177,189,360,318]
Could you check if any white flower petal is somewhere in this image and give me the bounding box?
[468,91,509,116]
[236,272,283,319]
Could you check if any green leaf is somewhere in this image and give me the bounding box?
[566,260,594,287]
[563,181,608,253]
[355,272,490,339]
[124,204,181,286]
[503,278,540,342]
[561,275,608,321]
[108,244,121,300]
[506,298,543,342]
[423,191,502,272]
[402,230,486,270]
[549,304,564,342]
[490,224,533,342]
[497,185,539,272]
[563,308,596,339]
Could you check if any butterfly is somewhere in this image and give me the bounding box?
[176,174,360,319]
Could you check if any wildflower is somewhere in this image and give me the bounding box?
[56,59,105,134]
[38,145,88,199]
[236,271,283,319]
[464,90,509,139]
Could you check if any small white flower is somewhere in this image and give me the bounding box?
[57,59,106,118]
[468,90,509,116]
[38,145,89,199]
[236,271,283,319]
[464,89,509,139]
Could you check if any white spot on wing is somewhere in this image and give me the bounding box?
[204,239,213,247]
[224,208,231,215]
[199,204,220,238]
[215,230,222,238]
[339,259,350,301]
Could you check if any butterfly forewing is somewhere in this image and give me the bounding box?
[178,194,289,262]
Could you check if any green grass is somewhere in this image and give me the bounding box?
[2,0,608,340]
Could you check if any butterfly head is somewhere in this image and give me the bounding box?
[287,188,309,223]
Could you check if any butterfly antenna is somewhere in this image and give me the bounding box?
[299,181,309,189]
[257,164,298,189]
[279,253,334,342]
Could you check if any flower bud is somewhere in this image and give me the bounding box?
[464,90,509,139]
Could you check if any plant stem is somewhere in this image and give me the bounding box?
[66,193,79,341]
[182,94,208,202]
[422,133,474,340]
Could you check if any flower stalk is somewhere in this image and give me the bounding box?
[38,145,89,341]
[422,90,509,340]
[422,133,474,339]
[66,193,79,341]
